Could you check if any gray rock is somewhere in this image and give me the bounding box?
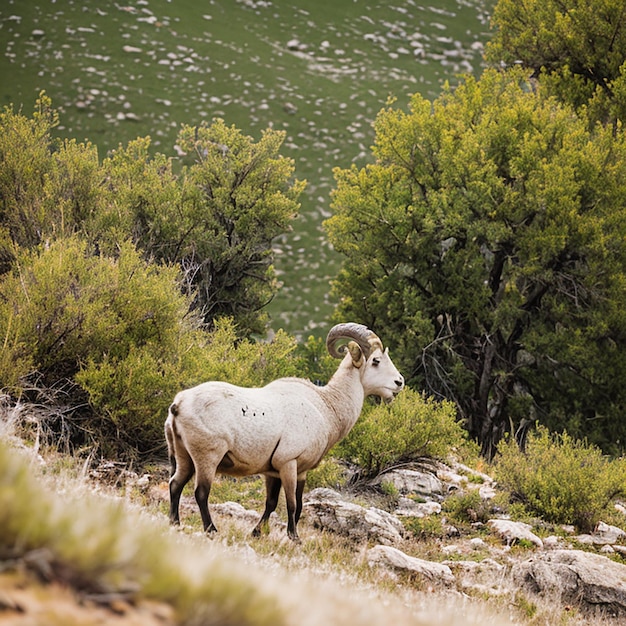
[394,497,441,517]
[376,469,443,497]
[445,558,506,596]
[488,519,543,548]
[305,487,344,503]
[576,522,626,546]
[303,493,405,545]
[591,521,626,545]
[367,545,455,585]
[212,501,261,525]
[512,550,626,617]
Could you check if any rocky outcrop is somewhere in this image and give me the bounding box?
[488,519,544,548]
[375,469,443,497]
[366,545,455,586]
[303,488,405,545]
[512,550,626,617]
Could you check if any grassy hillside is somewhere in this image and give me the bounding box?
[0,419,517,626]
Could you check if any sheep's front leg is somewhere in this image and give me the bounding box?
[252,476,282,537]
[294,477,306,525]
[279,460,300,542]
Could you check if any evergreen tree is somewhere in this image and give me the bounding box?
[326,69,626,458]
[486,0,626,124]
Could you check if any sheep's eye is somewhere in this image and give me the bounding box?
[372,358,380,367]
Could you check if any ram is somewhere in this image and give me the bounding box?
[165,322,404,541]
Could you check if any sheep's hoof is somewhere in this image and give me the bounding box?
[252,519,270,538]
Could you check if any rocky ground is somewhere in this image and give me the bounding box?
[4,447,626,625]
[165,458,626,622]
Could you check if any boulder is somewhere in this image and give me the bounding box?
[303,491,405,545]
[576,521,626,546]
[367,545,455,586]
[512,550,626,617]
[488,519,543,548]
[212,501,261,525]
[376,469,443,497]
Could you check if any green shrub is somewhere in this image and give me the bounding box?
[0,95,302,338]
[0,236,204,455]
[335,388,475,479]
[306,457,348,490]
[0,239,308,457]
[494,426,626,532]
[403,515,446,541]
[443,490,492,525]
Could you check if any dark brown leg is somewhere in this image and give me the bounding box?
[252,475,282,537]
[294,477,306,525]
[195,481,217,533]
[168,439,194,525]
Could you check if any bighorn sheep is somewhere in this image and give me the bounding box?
[165,322,404,541]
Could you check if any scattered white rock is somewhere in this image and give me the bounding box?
[575,521,626,546]
[593,521,626,545]
[479,484,497,500]
[367,545,455,586]
[488,519,543,548]
[212,501,261,525]
[543,535,561,549]
[394,497,441,517]
[469,537,487,549]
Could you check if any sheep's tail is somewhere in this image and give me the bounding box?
[166,401,180,477]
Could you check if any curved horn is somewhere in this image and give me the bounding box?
[326,323,384,361]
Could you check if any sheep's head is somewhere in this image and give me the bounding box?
[326,323,404,402]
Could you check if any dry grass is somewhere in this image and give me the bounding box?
[0,409,622,626]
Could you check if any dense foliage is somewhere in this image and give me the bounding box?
[0,95,306,458]
[486,0,626,125]
[336,388,473,479]
[0,233,304,456]
[326,68,626,457]
[0,94,303,336]
[495,427,626,532]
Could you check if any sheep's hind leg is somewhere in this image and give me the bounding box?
[279,460,301,542]
[252,476,282,537]
[168,444,194,526]
[194,457,220,534]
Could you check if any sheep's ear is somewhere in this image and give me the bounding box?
[347,341,364,368]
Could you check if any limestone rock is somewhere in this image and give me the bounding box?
[367,545,455,586]
[212,501,261,525]
[303,491,405,545]
[488,519,543,548]
[394,497,441,517]
[512,550,626,617]
[576,521,626,545]
[376,468,443,497]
